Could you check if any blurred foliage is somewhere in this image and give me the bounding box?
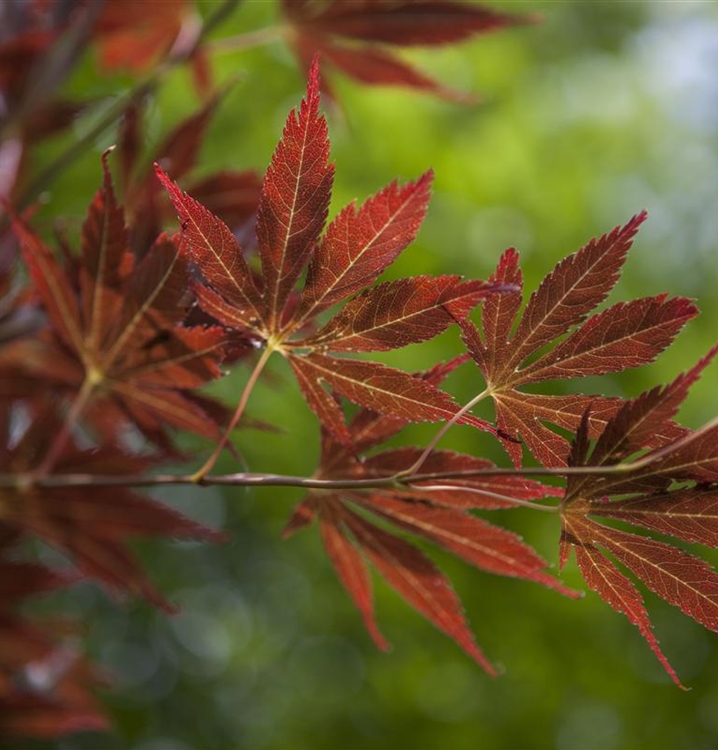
[22,0,718,748]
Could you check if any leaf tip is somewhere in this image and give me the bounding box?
[623,209,649,238]
[307,53,322,103]
[153,161,171,184]
[99,146,118,192]
[419,168,435,191]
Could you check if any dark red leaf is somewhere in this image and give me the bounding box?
[0,418,224,611]
[256,58,334,327]
[561,518,682,688]
[301,276,495,352]
[295,34,476,103]
[281,0,535,101]
[344,356,472,454]
[343,507,496,673]
[79,150,132,356]
[283,0,534,46]
[298,172,433,320]
[155,166,263,326]
[288,353,477,443]
[94,0,191,73]
[461,213,697,466]
[560,347,718,685]
[319,507,390,651]
[12,216,82,352]
[592,489,718,549]
[520,296,698,384]
[359,493,576,596]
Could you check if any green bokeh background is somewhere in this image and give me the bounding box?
[24,1,718,748]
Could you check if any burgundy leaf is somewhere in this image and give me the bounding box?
[155,165,263,325]
[561,518,682,687]
[298,172,433,320]
[12,217,82,352]
[520,296,698,384]
[288,353,475,440]
[461,214,697,466]
[343,507,496,674]
[285,0,533,46]
[256,58,334,327]
[281,0,535,101]
[302,276,493,352]
[591,489,718,549]
[359,493,576,596]
[319,508,389,650]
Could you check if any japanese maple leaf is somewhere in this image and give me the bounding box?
[283,359,577,671]
[158,61,500,448]
[0,530,109,738]
[459,213,698,467]
[0,404,225,612]
[118,93,262,256]
[0,614,109,739]
[280,0,537,102]
[93,0,194,73]
[10,152,228,448]
[560,344,718,687]
[0,8,92,190]
[0,529,71,607]
[93,0,218,95]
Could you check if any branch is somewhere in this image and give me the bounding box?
[0,453,688,493]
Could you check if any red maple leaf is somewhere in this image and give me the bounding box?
[0,404,224,612]
[9,152,228,449]
[280,0,537,102]
[0,613,109,739]
[458,214,697,466]
[158,61,502,449]
[0,9,91,194]
[93,0,195,73]
[0,531,109,739]
[117,92,262,256]
[283,359,577,671]
[560,344,718,687]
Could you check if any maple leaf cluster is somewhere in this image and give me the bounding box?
[158,64,716,681]
[0,0,529,217]
[1,0,718,741]
[0,142,229,730]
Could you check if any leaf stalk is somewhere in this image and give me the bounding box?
[191,343,275,482]
[35,376,97,477]
[394,387,492,478]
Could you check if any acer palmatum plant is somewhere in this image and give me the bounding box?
[1,0,717,741]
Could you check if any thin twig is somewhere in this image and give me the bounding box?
[4,410,716,492]
[0,450,687,492]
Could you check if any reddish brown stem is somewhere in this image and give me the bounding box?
[191,344,275,482]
